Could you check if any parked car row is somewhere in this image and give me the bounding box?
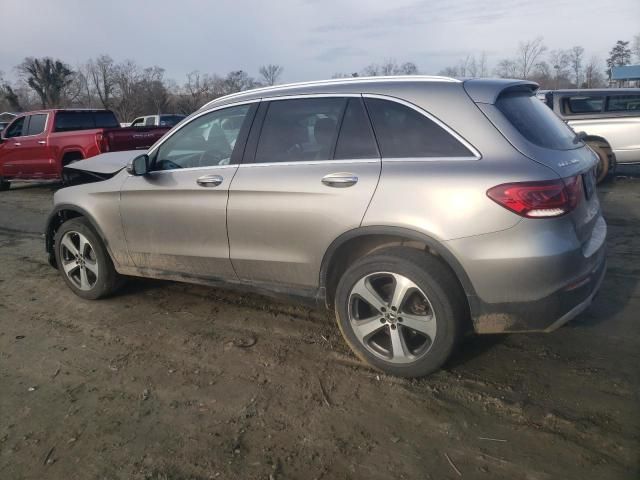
[45,76,606,377]
[538,88,640,183]
[0,109,172,189]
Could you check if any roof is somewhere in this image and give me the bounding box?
[200,75,460,110]
[611,65,640,81]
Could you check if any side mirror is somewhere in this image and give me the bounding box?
[126,154,150,176]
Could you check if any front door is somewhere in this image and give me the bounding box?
[120,103,257,279]
[13,114,53,177]
[0,116,27,177]
[227,96,382,288]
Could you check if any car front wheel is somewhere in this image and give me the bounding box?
[334,247,466,378]
[54,217,121,300]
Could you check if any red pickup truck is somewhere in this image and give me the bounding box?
[0,109,171,190]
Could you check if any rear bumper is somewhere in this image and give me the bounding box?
[469,253,606,333]
[446,214,607,334]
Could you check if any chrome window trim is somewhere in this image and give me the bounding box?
[139,164,240,176]
[363,94,482,160]
[147,98,261,157]
[5,113,49,139]
[261,93,361,102]
[238,159,378,169]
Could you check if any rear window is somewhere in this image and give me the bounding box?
[159,115,185,127]
[496,92,579,150]
[606,95,640,112]
[54,111,119,132]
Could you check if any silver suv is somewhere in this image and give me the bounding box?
[45,76,607,377]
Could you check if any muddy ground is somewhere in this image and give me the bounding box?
[0,168,639,480]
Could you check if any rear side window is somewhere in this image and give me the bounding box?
[145,117,156,126]
[255,98,345,163]
[564,96,604,114]
[364,98,473,158]
[54,111,119,132]
[496,92,579,150]
[334,98,379,159]
[606,95,640,112]
[25,114,47,135]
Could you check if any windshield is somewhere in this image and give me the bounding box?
[496,91,580,150]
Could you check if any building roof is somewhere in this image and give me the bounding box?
[611,65,640,81]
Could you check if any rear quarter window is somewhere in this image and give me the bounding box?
[496,92,579,150]
[364,98,474,158]
[606,95,640,112]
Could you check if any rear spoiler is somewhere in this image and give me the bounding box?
[463,79,539,104]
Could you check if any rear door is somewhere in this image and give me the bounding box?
[119,102,257,278]
[227,96,381,288]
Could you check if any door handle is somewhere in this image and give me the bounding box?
[321,172,358,188]
[37,140,46,145]
[13,142,21,146]
[196,174,223,187]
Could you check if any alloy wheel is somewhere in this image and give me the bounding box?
[348,272,437,364]
[60,231,99,291]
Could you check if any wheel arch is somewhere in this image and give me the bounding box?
[45,204,114,268]
[319,226,478,314]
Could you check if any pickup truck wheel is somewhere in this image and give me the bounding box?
[54,217,121,300]
[334,247,465,378]
[0,178,9,191]
[589,143,611,184]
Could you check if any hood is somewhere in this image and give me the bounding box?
[65,150,141,174]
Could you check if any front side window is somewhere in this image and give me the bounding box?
[254,98,345,163]
[606,95,640,112]
[153,104,251,171]
[364,98,473,158]
[564,96,604,114]
[25,114,47,135]
[4,117,25,138]
[131,118,144,127]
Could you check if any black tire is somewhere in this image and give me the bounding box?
[334,247,466,378]
[0,178,9,191]
[589,143,611,184]
[53,217,121,300]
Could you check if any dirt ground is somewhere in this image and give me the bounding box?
[0,169,639,480]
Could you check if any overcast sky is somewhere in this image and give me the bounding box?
[1,0,638,83]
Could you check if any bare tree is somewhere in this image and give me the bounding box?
[18,57,74,108]
[494,59,519,78]
[548,49,572,88]
[634,33,640,62]
[584,56,607,88]
[568,46,585,87]
[516,37,547,79]
[176,70,215,113]
[112,60,142,122]
[477,52,489,77]
[259,64,284,86]
[362,59,419,76]
[87,55,116,109]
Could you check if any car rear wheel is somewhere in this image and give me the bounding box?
[334,247,465,377]
[54,217,121,300]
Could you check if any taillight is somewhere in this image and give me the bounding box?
[487,176,582,218]
[96,132,109,153]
